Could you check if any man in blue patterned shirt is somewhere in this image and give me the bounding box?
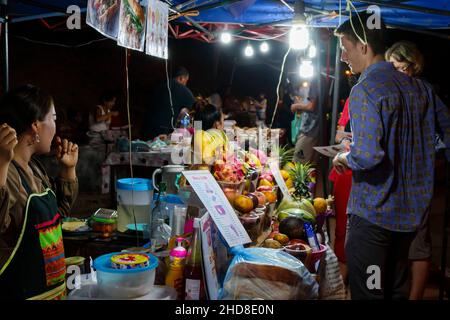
[333,13,450,299]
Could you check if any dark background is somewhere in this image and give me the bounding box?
[1,18,449,144]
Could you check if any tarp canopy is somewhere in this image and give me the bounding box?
[1,0,450,29]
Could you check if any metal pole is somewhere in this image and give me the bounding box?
[315,35,327,198]
[328,39,341,192]
[1,0,8,93]
[329,40,341,146]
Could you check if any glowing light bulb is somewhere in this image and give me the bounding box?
[260,42,269,53]
[244,44,254,57]
[299,60,314,78]
[221,32,232,44]
[308,44,317,58]
[289,25,309,50]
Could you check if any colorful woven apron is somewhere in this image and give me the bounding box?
[0,162,66,300]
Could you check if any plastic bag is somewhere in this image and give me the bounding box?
[291,113,302,145]
[219,246,319,300]
[317,226,346,300]
[318,245,346,300]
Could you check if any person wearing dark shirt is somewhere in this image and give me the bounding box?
[290,80,320,164]
[142,67,196,139]
[333,13,450,300]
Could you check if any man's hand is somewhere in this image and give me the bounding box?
[333,151,349,174]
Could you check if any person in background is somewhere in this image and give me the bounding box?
[207,93,223,110]
[385,41,434,300]
[385,41,424,78]
[195,103,224,131]
[290,80,320,165]
[142,66,196,140]
[0,85,79,299]
[89,90,119,134]
[254,92,268,126]
[333,13,450,299]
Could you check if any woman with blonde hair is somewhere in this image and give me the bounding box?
[385,41,424,77]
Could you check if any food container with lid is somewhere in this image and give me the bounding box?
[91,208,118,238]
[93,252,158,299]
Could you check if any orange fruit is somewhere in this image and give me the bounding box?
[273,233,290,246]
[262,191,277,203]
[258,178,274,187]
[313,197,327,215]
[234,195,254,213]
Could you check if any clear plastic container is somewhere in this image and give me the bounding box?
[116,178,154,233]
[93,252,158,299]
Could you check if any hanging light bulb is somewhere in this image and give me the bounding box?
[221,32,232,44]
[308,44,317,58]
[244,43,254,57]
[260,41,269,53]
[289,25,309,50]
[299,60,314,78]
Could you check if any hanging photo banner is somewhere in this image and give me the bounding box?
[86,0,121,39]
[146,0,169,59]
[183,170,251,247]
[118,0,147,51]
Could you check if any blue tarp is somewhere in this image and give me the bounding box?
[2,0,450,29]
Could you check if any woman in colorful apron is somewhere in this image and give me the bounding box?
[0,85,78,300]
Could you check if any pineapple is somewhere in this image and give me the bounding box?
[288,162,314,200]
[274,146,295,169]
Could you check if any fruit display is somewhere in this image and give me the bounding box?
[276,198,316,217]
[193,129,228,165]
[313,197,327,215]
[234,195,255,213]
[288,162,315,200]
[273,233,289,246]
[252,192,267,206]
[213,158,245,183]
[256,186,277,203]
[263,239,283,249]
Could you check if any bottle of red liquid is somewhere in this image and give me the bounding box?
[183,218,206,300]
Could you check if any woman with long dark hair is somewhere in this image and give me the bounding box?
[0,85,79,299]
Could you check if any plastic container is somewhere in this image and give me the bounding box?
[91,208,118,238]
[217,180,245,204]
[68,284,177,300]
[93,252,158,299]
[161,194,185,228]
[116,178,154,233]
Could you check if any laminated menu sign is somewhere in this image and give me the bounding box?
[183,171,251,247]
[269,161,293,201]
[146,0,169,59]
[86,0,121,39]
[117,0,147,51]
[199,213,224,300]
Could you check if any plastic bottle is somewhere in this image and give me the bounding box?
[181,112,190,129]
[165,237,187,300]
[151,218,171,250]
[149,182,170,240]
[304,221,321,252]
[184,218,206,300]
